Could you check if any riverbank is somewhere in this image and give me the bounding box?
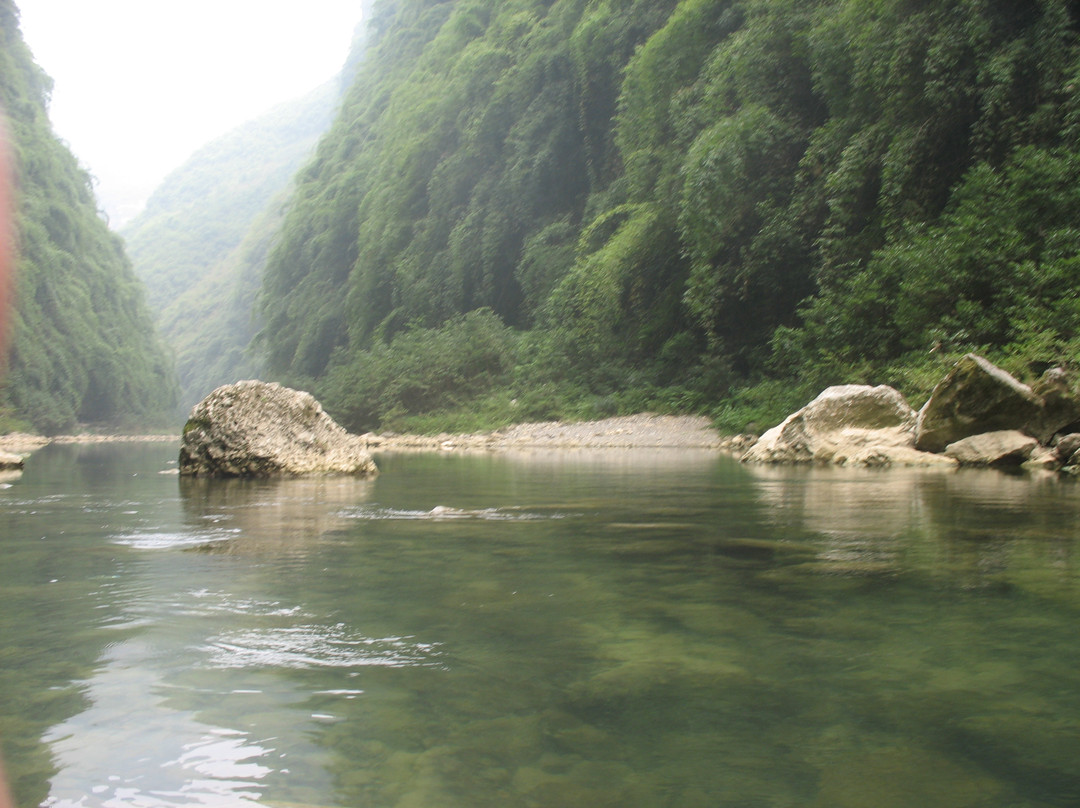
[1,414,740,458]
[0,432,178,456]
[365,413,731,452]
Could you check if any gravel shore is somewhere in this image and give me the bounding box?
[1,414,737,458]
[0,432,177,457]
[367,414,735,451]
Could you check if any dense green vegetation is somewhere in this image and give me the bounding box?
[252,0,1080,434]
[0,1,176,433]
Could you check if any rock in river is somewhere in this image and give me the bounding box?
[179,380,377,477]
[0,450,23,470]
[742,384,949,467]
[914,354,1043,453]
[943,430,1038,467]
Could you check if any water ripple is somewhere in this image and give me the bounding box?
[337,504,565,521]
[176,589,308,619]
[203,623,443,670]
[111,528,240,550]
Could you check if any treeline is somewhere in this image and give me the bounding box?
[251,0,1080,432]
[0,1,176,433]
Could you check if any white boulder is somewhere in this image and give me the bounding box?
[179,380,378,478]
[742,385,951,467]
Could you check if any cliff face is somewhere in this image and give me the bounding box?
[0,1,176,432]
[245,0,1080,432]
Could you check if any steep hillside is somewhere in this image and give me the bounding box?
[0,1,176,433]
[154,191,285,412]
[254,0,1080,433]
[124,81,342,315]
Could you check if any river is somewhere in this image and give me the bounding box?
[0,441,1078,807]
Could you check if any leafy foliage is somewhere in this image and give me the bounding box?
[0,2,176,433]
[238,0,1080,432]
[317,308,517,431]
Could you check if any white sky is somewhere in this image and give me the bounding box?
[17,1,364,227]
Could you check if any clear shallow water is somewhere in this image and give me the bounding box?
[0,442,1078,807]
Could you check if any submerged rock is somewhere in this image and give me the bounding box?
[178,380,377,477]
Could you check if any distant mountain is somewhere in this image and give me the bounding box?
[124,81,341,316]
[123,11,373,412]
[0,0,176,433]
[121,81,340,410]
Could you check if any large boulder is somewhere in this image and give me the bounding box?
[943,430,1038,467]
[179,380,378,477]
[742,384,950,467]
[915,354,1043,453]
[1028,366,1080,444]
[1055,432,1080,464]
[0,450,23,470]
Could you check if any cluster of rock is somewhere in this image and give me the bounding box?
[0,450,22,470]
[179,380,378,477]
[741,354,1080,471]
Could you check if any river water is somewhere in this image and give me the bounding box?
[0,441,1078,807]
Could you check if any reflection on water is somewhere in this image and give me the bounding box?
[177,474,376,555]
[0,444,1078,806]
[43,639,288,808]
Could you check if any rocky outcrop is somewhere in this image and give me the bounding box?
[943,430,1038,467]
[0,450,23,470]
[741,355,1080,472]
[179,380,378,477]
[742,385,953,467]
[914,354,1043,453]
[1029,367,1080,444]
[1055,433,1080,464]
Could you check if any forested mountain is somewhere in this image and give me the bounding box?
[122,80,343,411]
[250,0,1080,434]
[0,1,176,433]
[124,82,342,315]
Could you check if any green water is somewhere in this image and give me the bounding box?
[1,442,1079,807]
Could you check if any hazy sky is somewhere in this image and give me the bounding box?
[17,1,364,227]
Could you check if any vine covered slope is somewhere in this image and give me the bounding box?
[251,0,1080,431]
[1,1,176,432]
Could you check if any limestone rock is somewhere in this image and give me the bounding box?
[1055,432,1080,462]
[179,380,378,477]
[0,450,23,470]
[943,430,1038,467]
[915,354,1043,453]
[1029,366,1080,444]
[1022,444,1063,471]
[742,385,943,467]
